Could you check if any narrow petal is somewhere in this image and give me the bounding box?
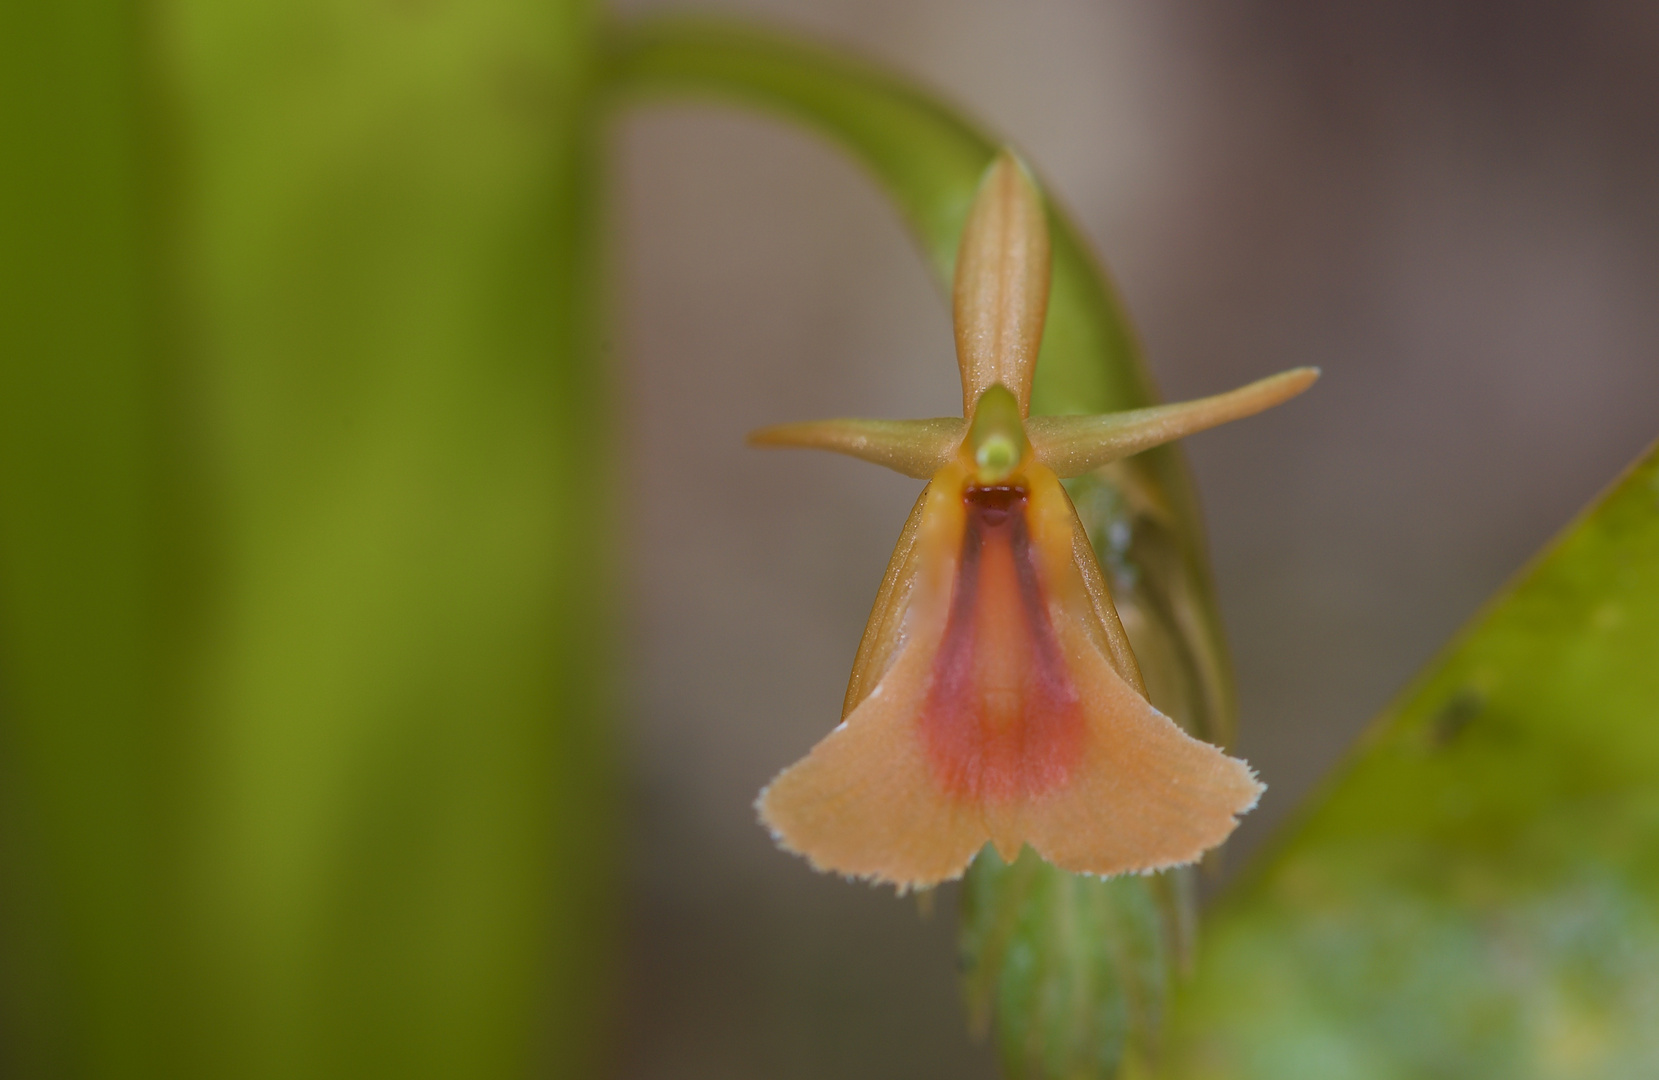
[842,485,929,716]
[953,151,1050,416]
[748,417,962,479]
[1028,367,1320,478]
[1085,460,1239,750]
[1060,484,1146,697]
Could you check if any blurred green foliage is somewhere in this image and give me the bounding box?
[3,1,613,1076]
[1,2,172,1074]
[1166,443,1659,1080]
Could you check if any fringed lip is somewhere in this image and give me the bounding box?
[756,461,1264,888]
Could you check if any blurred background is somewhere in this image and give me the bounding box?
[7,1,1659,1077]
[614,2,1659,1077]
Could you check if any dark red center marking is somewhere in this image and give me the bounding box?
[918,485,1085,802]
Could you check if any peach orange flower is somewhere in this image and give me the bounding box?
[752,150,1316,890]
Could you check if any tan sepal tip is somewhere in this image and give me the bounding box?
[1028,367,1319,478]
[747,417,965,479]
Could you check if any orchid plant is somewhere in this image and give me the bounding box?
[6,7,1659,1080]
[753,153,1313,889]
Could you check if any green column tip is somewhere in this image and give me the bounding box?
[968,384,1028,484]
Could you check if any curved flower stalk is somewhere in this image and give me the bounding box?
[752,152,1316,890]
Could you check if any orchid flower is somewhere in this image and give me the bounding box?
[752,150,1317,890]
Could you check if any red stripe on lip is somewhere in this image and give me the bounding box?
[918,484,1086,802]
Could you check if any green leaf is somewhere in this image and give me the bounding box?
[607,20,1242,1077]
[2,1,615,1075]
[0,3,173,1074]
[1167,440,1659,1079]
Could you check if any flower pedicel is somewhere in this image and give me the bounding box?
[751,150,1316,890]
